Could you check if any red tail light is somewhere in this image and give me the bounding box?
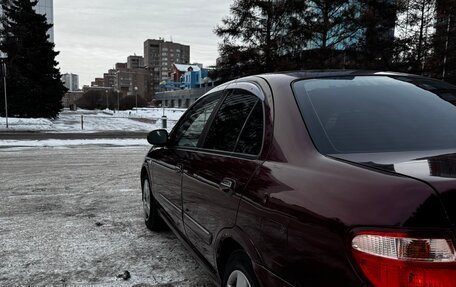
[351,231,456,287]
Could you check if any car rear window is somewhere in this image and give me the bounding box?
[293,76,456,154]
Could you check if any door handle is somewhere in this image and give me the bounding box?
[175,164,183,174]
[219,178,235,193]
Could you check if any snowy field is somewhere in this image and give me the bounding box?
[0,147,214,286]
[0,138,149,149]
[0,108,185,133]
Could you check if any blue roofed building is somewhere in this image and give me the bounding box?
[169,63,210,90]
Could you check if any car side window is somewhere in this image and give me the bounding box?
[203,89,260,152]
[173,92,222,148]
[234,100,264,155]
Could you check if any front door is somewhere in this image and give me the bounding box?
[152,91,224,233]
[182,87,266,264]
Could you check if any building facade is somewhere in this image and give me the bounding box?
[144,39,190,95]
[127,55,144,69]
[1,0,54,42]
[62,73,79,91]
[103,69,117,88]
[169,64,210,89]
[91,56,151,100]
[35,0,54,42]
[91,78,105,87]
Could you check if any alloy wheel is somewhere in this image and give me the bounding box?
[142,180,151,220]
[226,270,251,287]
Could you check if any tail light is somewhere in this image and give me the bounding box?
[351,231,456,287]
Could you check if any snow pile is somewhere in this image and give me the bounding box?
[0,117,54,131]
[0,108,186,132]
[0,139,149,148]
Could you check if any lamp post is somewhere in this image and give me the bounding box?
[134,86,138,113]
[0,52,8,128]
[203,77,209,92]
[105,90,109,110]
[115,89,120,111]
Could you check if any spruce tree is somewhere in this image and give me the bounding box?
[213,0,309,82]
[0,0,66,118]
[356,0,399,70]
[430,0,456,84]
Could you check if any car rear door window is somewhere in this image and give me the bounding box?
[234,100,264,155]
[203,89,260,152]
[173,92,222,148]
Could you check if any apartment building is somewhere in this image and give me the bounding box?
[127,55,144,69]
[0,0,54,42]
[62,73,79,91]
[144,39,190,95]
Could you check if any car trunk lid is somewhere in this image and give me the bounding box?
[331,149,456,227]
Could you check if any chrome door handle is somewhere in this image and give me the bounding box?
[175,164,183,174]
[219,178,235,193]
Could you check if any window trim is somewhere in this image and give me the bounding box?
[169,90,226,149]
[168,81,266,159]
[198,87,266,158]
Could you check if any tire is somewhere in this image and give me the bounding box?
[142,178,165,231]
[222,250,259,287]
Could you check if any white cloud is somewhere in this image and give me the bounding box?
[54,0,232,86]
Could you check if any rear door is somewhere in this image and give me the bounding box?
[181,84,266,264]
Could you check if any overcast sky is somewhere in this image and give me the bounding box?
[54,0,232,87]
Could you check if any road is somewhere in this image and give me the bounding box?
[0,146,214,286]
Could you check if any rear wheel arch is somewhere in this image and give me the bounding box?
[216,237,244,279]
[140,166,149,187]
[215,229,263,281]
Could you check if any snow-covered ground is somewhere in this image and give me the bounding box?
[0,108,186,133]
[0,138,149,149]
[0,147,214,286]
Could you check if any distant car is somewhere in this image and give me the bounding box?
[140,71,456,287]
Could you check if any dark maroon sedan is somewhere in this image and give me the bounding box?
[140,71,456,287]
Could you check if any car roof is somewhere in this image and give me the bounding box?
[205,70,441,101]
[257,69,425,81]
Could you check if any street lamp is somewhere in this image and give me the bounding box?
[0,52,8,128]
[202,77,210,92]
[115,89,120,111]
[134,86,138,113]
[105,90,109,110]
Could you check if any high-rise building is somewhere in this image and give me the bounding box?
[127,55,144,69]
[103,69,117,88]
[35,0,54,42]
[0,0,54,42]
[144,39,190,95]
[62,73,79,91]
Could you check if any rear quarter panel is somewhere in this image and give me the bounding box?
[235,75,448,286]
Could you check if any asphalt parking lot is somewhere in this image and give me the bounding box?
[0,146,214,286]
